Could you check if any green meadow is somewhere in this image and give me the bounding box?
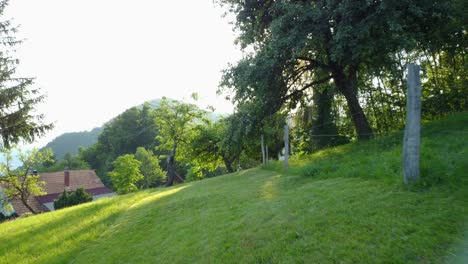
[1,113,467,263]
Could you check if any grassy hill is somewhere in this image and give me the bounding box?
[1,113,467,263]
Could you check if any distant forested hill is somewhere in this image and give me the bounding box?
[41,127,104,160]
[42,98,222,160]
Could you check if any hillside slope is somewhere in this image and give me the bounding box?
[41,127,104,160]
[1,113,467,263]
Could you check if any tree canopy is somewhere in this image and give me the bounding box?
[0,147,53,214]
[154,97,205,186]
[0,0,52,147]
[108,154,143,194]
[218,0,463,140]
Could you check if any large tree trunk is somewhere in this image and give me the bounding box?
[334,68,373,140]
[223,158,234,173]
[311,85,343,150]
[165,142,177,187]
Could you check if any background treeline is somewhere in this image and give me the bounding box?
[38,98,286,191]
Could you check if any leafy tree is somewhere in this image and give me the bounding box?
[292,84,348,153]
[37,152,90,173]
[218,0,459,140]
[53,188,93,210]
[80,104,159,186]
[61,153,90,170]
[0,147,53,214]
[190,103,286,177]
[189,121,227,177]
[108,154,143,194]
[0,0,53,147]
[154,97,204,186]
[134,147,166,188]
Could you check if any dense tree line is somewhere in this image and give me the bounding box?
[41,97,282,191]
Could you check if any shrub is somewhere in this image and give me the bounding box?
[0,212,17,222]
[54,188,93,210]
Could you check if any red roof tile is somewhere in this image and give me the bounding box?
[5,170,112,216]
[38,170,107,194]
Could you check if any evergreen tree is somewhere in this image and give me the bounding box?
[0,0,52,147]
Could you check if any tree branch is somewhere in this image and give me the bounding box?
[283,75,333,101]
[296,56,332,71]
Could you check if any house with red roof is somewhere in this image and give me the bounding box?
[4,170,114,216]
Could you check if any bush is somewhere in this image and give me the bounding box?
[54,188,93,210]
[0,212,18,223]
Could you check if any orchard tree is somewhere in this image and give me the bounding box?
[0,0,52,147]
[190,120,236,174]
[108,154,143,194]
[0,147,53,214]
[218,0,459,140]
[134,147,166,188]
[154,97,204,186]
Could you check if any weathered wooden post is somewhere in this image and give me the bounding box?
[403,63,422,184]
[261,134,266,165]
[284,123,289,170]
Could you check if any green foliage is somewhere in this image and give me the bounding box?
[189,104,285,177]
[108,154,143,194]
[189,121,230,176]
[37,152,90,173]
[0,147,53,214]
[80,103,159,186]
[154,97,205,186]
[134,147,166,188]
[0,114,466,263]
[154,98,204,155]
[292,85,349,154]
[0,0,53,148]
[0,211,17,223]
[53,190,69,210]
[218,0,465,140]
[53,188,93,210]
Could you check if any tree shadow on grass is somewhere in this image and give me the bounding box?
[0,190,160,263]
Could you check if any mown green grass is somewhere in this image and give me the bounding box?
[0,113,467,263]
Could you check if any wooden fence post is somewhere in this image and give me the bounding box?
[284,124,289,170]
[403,63,422,183]
[261,134,266,165]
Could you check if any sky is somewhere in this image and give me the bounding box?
[5,0,242,148]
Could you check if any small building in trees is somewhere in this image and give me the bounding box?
[2,170,114,216]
